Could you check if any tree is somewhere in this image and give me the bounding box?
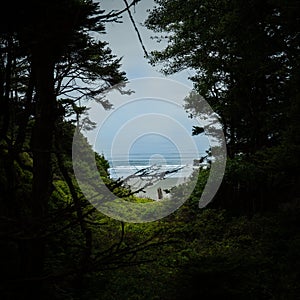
[0,1,141,298]
[145,0,300,212]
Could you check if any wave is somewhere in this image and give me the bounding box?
[108,164,200,179]
[107,152,206,167]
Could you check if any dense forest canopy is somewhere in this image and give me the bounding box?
[0,0,299,299]
[146,0,300,212]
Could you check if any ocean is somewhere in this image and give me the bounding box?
[107,152,201,179]
[107,152,204,200]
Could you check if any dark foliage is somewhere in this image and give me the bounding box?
[0,0,299,299]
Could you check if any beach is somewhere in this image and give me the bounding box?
[127,176,188,200]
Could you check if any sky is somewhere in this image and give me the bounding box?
[99,0,193,84]
[83,1,209,164]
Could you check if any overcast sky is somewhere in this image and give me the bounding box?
[84,1,209,163]
[100,0,193,84]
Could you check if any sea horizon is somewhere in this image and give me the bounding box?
[107,152,207,181]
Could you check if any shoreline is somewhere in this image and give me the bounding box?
[127,177,188,200]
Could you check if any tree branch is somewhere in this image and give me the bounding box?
[123,0,149,58]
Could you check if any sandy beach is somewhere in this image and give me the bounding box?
[127,176,188,200]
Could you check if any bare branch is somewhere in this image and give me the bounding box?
[123,0,149,58]
[116,165,184,195]
[99,0,142,21]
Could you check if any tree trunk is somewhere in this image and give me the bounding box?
[0,36,12,140]
[20,46,56,298]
